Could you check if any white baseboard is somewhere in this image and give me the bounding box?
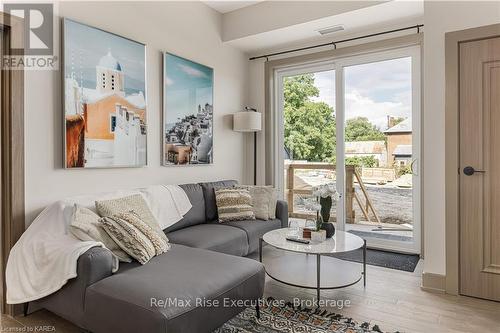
[421,272,446,294]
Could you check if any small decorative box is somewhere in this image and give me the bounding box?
[302,228,312,239]
[311,230,327,242]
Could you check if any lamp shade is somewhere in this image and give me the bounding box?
[233,111,262,132]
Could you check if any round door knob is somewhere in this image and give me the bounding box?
[463,166,485,176]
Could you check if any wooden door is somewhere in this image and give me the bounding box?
[459,37,500,301]
[0,26,3,314]
[0,14,25,315]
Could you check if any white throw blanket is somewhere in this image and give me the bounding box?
[139,185,192,230]
[6,185,192,304]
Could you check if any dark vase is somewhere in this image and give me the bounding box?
[321,223,335,238]
[319,196,332,223]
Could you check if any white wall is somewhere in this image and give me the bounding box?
[25,1,249,224]
[422,1,500,275]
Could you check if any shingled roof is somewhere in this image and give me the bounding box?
[393,144,412,156]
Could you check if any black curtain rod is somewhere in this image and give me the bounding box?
[249,24,424,61]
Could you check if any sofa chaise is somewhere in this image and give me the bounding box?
[30,180,288,333]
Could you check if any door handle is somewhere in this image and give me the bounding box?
[410,159,418,176]
[463,166,486,176]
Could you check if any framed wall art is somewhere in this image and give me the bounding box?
[63,18,147,168]
[163,53,213,166]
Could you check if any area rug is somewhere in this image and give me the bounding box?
[214,298,393,333]
[330,247,420,272]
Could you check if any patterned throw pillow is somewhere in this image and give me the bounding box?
[69,205,132,262]
[238,186,278,220]
[215,188,255,222]
[95,194,168,243]
[101,211,170,265]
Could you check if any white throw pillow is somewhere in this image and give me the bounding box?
[239,185,278,220]
[69,205,131,262]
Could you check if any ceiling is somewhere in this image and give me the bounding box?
[203,1,263,13]
[224,0,423,54]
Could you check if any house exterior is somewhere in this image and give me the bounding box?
[344,140,387,167]
[392,144,412,167]
[384,118,412,166]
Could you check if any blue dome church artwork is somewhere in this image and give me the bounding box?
[63,19,147,168]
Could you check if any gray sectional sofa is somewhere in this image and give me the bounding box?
[31,180,288,333]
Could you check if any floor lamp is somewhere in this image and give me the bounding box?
[233,107,262,185]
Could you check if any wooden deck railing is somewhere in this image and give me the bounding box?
[285,163,380,224]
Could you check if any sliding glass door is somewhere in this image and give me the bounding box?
[339,47,421,253]
[275,63,340,223]
[275,45,421,254]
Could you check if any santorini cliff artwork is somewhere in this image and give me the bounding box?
[163,53,213,166]
[63,19,147,168]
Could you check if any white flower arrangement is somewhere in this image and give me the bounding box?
[304,200,321,212]
[303,183,339,213]
[311,183,340,201]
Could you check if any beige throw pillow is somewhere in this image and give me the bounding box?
[239,185,278,220]
[215,188,255,222]
[69,205,132,262]
[101,211,170,264]
[95,194,168,243]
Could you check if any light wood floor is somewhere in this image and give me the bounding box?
[2,259,500,333]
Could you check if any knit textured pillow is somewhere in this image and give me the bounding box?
[69,205,132,262]
[215,188,255,222]
[95,194,168,243]
[101,211,170,265]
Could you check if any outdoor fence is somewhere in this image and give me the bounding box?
[285,162,381,224]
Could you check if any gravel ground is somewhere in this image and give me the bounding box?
[355,184,412,225]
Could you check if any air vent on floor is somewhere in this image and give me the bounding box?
[317,25,345,35]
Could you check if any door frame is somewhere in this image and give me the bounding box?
[272,44,421,254]
[445,23,500,296]
[0,12,25,316]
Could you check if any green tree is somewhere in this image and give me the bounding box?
[346,156,378,168]
[284,101,336,161]
[345,117,385,142]
[284,74,319,109]
[283,75,335,161]
[395,162,412,177]
[325,155,378,168]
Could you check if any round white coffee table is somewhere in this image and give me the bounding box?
[259,228,366,301]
